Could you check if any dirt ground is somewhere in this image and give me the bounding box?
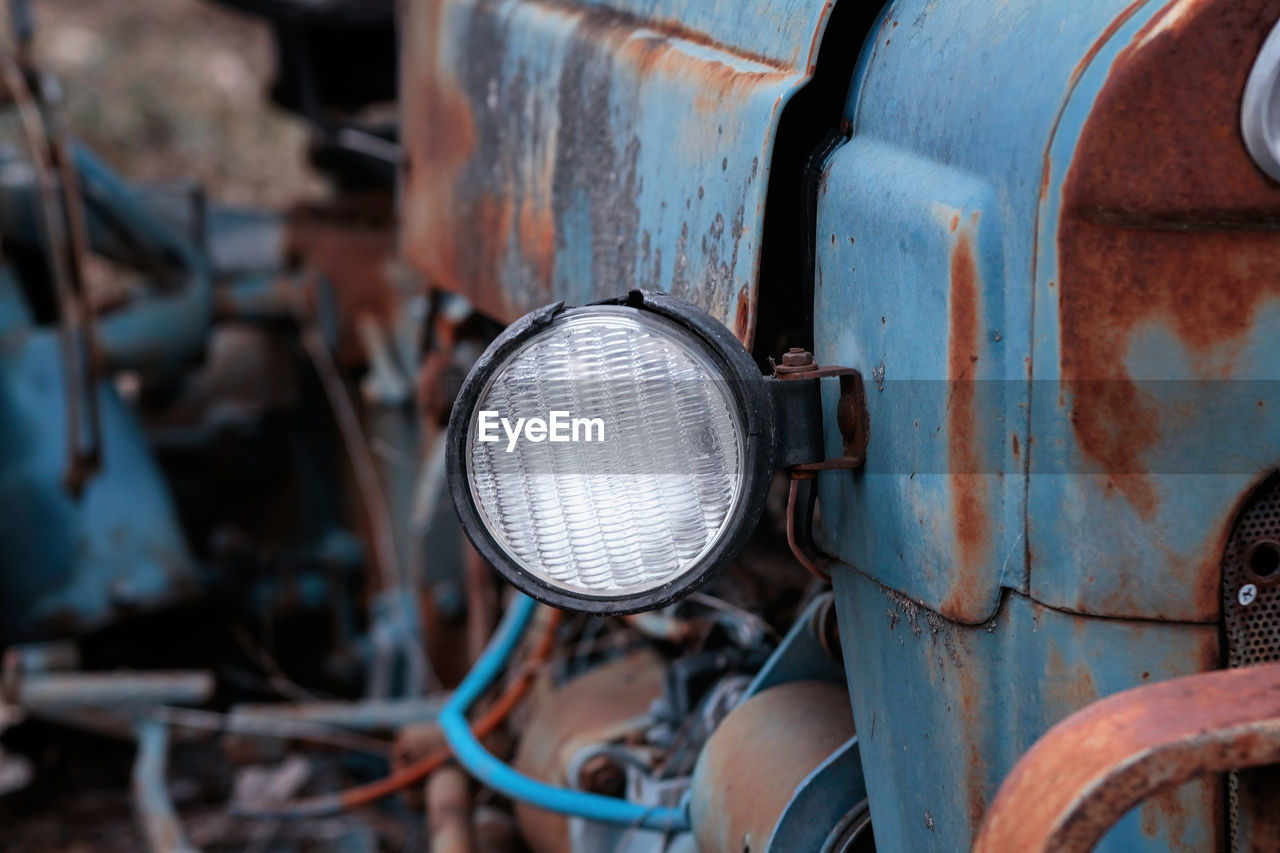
[13,0,327,208]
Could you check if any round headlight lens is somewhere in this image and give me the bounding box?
[448,293,773,613]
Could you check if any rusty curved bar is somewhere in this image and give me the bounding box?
[974,662,1280,853]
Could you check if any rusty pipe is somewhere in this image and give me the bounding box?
[974,663,1280,853]
[427,765,474,853]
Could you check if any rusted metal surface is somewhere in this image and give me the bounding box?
[773,352,867,473]
[816,0,1280,628]
[787,476,831,580]
[944,215,992,612]
[399,0,839,344]
[831,566,1221,852]
[688,681,854,853]
[773,346,818,375]
[1029,0,1280,621]
[815,134,1016,624]
[285,194,398,367]
[974,663,1280,853]
[511,650,665,853]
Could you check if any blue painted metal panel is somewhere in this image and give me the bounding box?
[0,270,200,642]
[400,0,838,343]
[814,138,1018,624]
[811,1,1280,848]
[814,0,1161,623]
[815,0,1280,627]
[832,566,1220,853]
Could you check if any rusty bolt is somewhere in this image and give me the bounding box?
[774,348,820,377]
[781,348,814,367]
[577,753,627,797]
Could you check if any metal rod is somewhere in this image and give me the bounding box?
[132,719,199,853]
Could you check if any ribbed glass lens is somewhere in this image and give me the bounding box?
[465,307,745,598]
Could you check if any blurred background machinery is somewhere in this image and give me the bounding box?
[1,1,1279,852]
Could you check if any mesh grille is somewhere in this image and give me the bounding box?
[1223,480,1280,669]
[1222,474,1280,852]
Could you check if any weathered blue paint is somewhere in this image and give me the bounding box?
[810,0,1280,848]
[744,592,846,698]
[75,145,214,377]
[815,137,1019,624]
[814,0,1174,625]
[0,267,200,643]
[817,0,1280,629]
[0,146,214,377]
[1027,0,1280,622]
[833,567,1220,853]
[400,0,839,343]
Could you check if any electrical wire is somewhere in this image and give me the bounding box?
[236,603,562,819]
[437,594,689,832]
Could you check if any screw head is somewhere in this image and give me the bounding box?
[1239,583,1259,607]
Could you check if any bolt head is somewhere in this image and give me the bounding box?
[578,754,626,796]
[780,349,814,367]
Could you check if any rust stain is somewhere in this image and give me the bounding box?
[1044,648,1099,718]
[966,735,989,834]
[517,197,557,292]
[733,284,754,344]
[940,611,989,834]
[944,215,991,618]
[1041,0,1171,209]
[1034,0,1146,208]
[1057,0,1280,518]
[585,5,783,72]
[803,1,837,74]
[1011,433,1021,460]
[629,36,785,106]
[400,0,480,305]
[1069,0,1151,89]
[1137,785,1201,847]
[401,0,789,328]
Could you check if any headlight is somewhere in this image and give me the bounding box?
[446,291,776,614]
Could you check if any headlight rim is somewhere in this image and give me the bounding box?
[445,290,776,615]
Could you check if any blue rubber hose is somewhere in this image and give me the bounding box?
[437,592,690,831]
